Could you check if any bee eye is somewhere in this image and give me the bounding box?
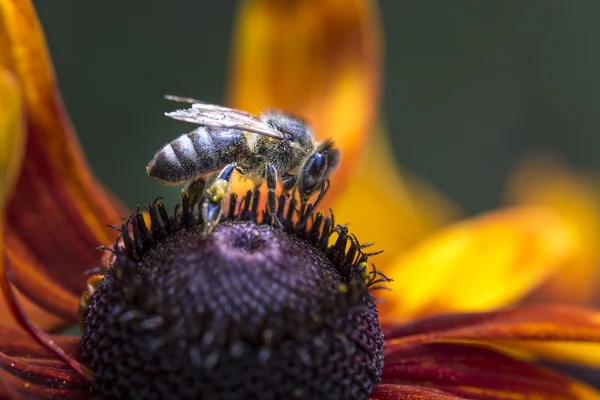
[299,152,328,195]
[307,152,326,175]
[298,142,340,197]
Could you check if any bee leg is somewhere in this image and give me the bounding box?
[266,163,284,229]
[298,179,331,228]
[202,163,237,233]
[183,177,206,206]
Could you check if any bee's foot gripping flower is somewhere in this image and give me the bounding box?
[80,190,387,400]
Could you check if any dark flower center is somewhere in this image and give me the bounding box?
[81,191,386,400]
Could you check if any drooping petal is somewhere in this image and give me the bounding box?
[227,0,382,198]
[384,305,600,367]
[370,384,467,400]
[0,249,91,380]
[505,156,600,307]
[332,128,460,269]
[378,206,575,321]
[0,325,91,399]
[0,0,126,328]
[382,342,600,400]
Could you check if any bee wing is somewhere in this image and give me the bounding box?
[165,103,285,140]
[164,94,204,104]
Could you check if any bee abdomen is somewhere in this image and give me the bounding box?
[147,127,249,184]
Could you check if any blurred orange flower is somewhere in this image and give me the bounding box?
[0,0,600,399]
[227,1,600,321]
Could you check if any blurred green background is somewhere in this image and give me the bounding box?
[34,1,600,215]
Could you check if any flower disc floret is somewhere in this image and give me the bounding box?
[81,191,386,400]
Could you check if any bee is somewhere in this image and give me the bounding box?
[147,96,340,231]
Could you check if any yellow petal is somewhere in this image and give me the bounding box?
[0,68,23,325]
[332,128,460,272]
[379,207,576,322]
[491,341,600,367]
[384,305,600,368]
[0,69,23,212]
[227,0,382,197]
[505,156,600,306]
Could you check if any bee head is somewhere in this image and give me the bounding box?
[298,139,340,197]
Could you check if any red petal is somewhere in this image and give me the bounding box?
[370,384,467,399]
[5,233,82,321]
[382,342,600,399]
[0,325,79,359]
[0,326,91,399]
[0,358,92,400]
[0,256,90,382]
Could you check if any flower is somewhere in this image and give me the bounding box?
[226,0,600,319]
[7,190,600,399]
[80,192,387,399]
[1,1,600,399]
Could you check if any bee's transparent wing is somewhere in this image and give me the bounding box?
[165,102,285,140]
[164,94,204,104]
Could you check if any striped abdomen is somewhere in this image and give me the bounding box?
[147,127,250,183]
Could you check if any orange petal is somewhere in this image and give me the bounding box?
[0,69,23,212]
[378,206,575,321]
[332,128,460,269]
[384,305,600,367]
[505,156,600,307]
[0,0,126,328]
[227,0,382,198]
[0,68,63,330]
[382,342,600,400]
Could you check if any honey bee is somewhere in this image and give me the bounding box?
[147,96,340,231]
